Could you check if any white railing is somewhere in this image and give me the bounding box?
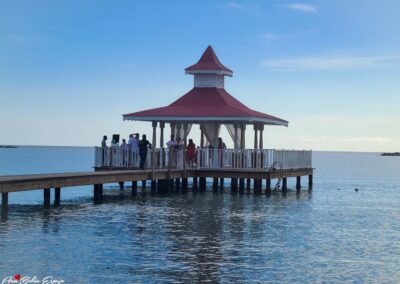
[95,147,312,170]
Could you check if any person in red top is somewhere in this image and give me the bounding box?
[186,139,196,167]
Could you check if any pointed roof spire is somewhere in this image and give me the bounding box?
[185,45,233,76]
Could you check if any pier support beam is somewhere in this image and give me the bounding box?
[94,184,103,200]
[199,177,206,192]
[254,179,262,194]
[308,174,313,189]
[118,182,124,190]
[54,187,61,206]
[220,178,224,191]
[231,178,238,193]
[246,178,251,191]
[265,179,271,195]
[151,180,157,191]
[175,178,181,191]
[131,181,137,196]
[296,176,301,191]
[182,178,188,192]
[213,178,218,192]
[142,180,146,189]
[192,177,198,191]
[282,178,287,192]
[1,192,8,208]
[239,178,245,191]
[44,188,50,207]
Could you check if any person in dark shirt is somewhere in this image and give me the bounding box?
[138,134,152,169]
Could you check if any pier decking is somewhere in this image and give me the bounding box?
[0,147,313,210]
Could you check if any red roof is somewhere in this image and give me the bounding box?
[123,88,288,126]
[185,45,233,75]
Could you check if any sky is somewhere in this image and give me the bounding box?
[1,0,400,151]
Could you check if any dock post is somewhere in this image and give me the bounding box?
[199,177,206,192]
[182,178,188,192]
[1,192,8,208]
[254,179,262,194]
[239,178,245,191]
[131,181,137,196]
[54,187,61,206]
[220,178,224,191]
[282,178,287,192]
[265,178,271,195]
[308,174,313,189]
[213,178,218,192]
[94,184,103,201]
[231,178,238,193]
[246,178,251,191]
[151,180,157,190]
[296,176,301,191]
[192,177,198,191]
[142,180,146,189]
[44,188,51,207]
[175,178,181,191]
[169,179,174,191]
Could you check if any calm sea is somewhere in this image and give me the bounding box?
[0,146,399,283]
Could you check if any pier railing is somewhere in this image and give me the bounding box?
[94,147,312,170]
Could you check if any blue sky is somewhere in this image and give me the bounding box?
[1,0,400,151]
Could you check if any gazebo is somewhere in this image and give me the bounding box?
[123,45,288,152]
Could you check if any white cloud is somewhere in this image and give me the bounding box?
[261,29,318,41]
[261,55,400,70]
[286,3,317,13]
[226,2,243,9]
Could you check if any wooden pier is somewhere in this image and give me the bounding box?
[0,167,313,210]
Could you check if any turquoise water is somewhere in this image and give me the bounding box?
[0,147,399,283]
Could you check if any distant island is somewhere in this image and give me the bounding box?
[0,145,18,148]
[381,152,400,156]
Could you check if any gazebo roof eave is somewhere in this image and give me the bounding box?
[122,115,288,127]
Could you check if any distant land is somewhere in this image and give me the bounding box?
[381,152,400,156]
[0,145,18,148]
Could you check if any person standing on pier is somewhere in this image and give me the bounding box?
[128,133,140,167]
[186,139,196,167]
[166,135,177,168]
[101,135,107,147]
[139,134,152,169]
[176,137,184,169]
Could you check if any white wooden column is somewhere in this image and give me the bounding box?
[240,123,246,149]
[159,122,165,148]
[259,124,264,149]
[234,123,239,149]
[254,124,258,149]
[170,122,176,139]
[200,124,204,148]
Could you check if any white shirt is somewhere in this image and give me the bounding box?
[166,140,177,148]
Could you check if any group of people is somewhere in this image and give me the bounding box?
[166,135,197,168]
[101,134,228,169]
[101,134,152,169]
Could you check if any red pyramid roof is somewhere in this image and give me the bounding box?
[123,88,288,126]
[185,45,233,75]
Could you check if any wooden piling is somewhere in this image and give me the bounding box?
[175,178,181,190]
[1,192,8,208]
[239,178,245,191]
[182,178,188,191]
[54,187,61,206]
[44,188,50,207]
[219,178,224,191]
[231,178,238,192]
[246,178,251,191]
[282,178,287,192]
[131,181,137,196]
[265,178,271,194]
[94,184,103,200]
[151,180,157,190]
[308,174,313,189]
[192,177,198,191]
[199,177,206,192]
[118,182,124,190]
[213,178,218,191]
[296,176,301,191]
[142,180,146,189]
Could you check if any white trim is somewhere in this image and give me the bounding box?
[185,70,233,77]
[122,115,288,126]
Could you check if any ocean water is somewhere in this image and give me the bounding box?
[0,146,399,283]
